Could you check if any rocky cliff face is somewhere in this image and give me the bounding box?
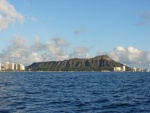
[26,55,130,71]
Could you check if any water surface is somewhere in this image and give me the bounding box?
[0,72,150,113]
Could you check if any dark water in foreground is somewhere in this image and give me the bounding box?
[0,72,150,113]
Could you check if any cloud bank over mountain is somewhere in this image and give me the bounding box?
[0,35,150,69]
[98,46,150,68]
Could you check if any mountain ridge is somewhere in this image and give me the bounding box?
[26,55,131,71]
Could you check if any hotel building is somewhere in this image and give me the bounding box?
[4,62,15,71]
[15,63,25,71]
[114,67,122,71]
[3,62,25,71]
[0,62,1,71]
[114,66,126,72]
[4,62,10,70]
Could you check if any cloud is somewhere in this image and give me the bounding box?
[97,50,107,56]
[42,40,69,61]
[0,0,24,31]
[0,34,150,69]
[74,27,85,36]
[137,11,150,26]
[0,35,28,63]
[147,53,150,62]
[10,34,27,47]
[0,35,70,65]
[52,37,69,46]
[30,36,70,62]
[110,46,141,63]
[98,46,150,68]
[30,35,46,52]
[70,46,90,58]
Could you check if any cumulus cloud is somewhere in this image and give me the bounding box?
[31,36,69,62]
[98,46,150,68]
[0,0,24,31]
[0,34,150,69]
[97,50,105,56]
[70,46,90,58]
[10,34,27,47]
[0,35,70,65]
[109,46,142,63]
[0,35,28,63]
[52,37,69,46]
[41,40,69,61]
[74,27,85,36]
[30,35,46,52]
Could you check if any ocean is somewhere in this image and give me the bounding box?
[0,72,150,113]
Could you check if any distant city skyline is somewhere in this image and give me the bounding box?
[0,0,150,69]
[0,62,25,71]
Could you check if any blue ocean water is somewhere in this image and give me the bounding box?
[0,72,150,113]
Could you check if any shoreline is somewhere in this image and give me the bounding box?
[0,71,148,73]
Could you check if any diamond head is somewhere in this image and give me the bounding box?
[26,55,131,71]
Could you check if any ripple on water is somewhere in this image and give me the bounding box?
[0,72,150,113]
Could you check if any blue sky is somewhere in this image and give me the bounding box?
[0,0,150,69]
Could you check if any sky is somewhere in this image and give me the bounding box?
[0,0,150,69]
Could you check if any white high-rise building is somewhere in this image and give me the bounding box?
[4,62,9,70]
[2,62,25,71]
[114,66,126,72]
[4,62,14,71]
[114,67,122,71]
[15,63,19,71]
[0,62,1,71]
[133,67,137,72]
[15,63,25,71]
[122,66,126,72]
[9,63,14,70]
[20,64,25,71]
[147,69,149,72]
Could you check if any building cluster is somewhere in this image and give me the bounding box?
[132,67,149,72]
[0,62,25,71]
[114,66,126,72]
[0,62,1,71]
[113,65,149,72]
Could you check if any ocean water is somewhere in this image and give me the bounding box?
[0,72,150,113]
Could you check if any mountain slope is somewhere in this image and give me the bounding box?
[26,55,131,71]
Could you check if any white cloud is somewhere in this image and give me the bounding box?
[11,34,27,47]
[0,0,24,31]
[0,36,28,64]
[146,53,150,62]
[42,38,69,61]
[30,35,46,52]
[0,35,70,65]
[70,46,90,58]
[0,34,150,69]
[52,37,69,46]
[98,46,150,68]
[28,52,42,62]
[97,50,104,56]
[116,46,126,52]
